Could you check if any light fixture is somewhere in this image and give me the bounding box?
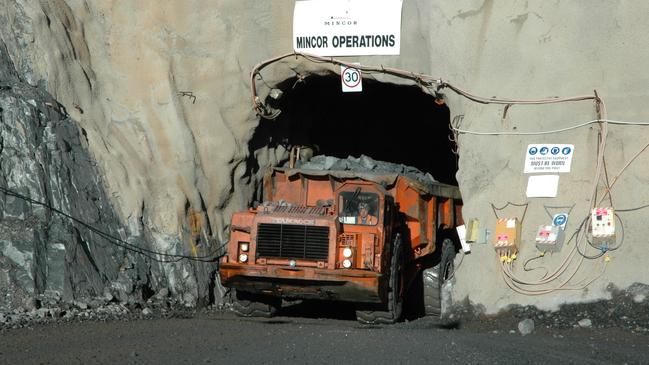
[342,259,352,269]
[240,242,249,252]
[239,253,248,263]
[342,247,353,258]
[269,88,283,100]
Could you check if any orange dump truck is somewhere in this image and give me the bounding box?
[220,167,462,323]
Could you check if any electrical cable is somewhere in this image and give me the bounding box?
[0,185,225,263]
[249,52,602,117]
[499,257,608,296]
[522,253,549,279]
[617,203,649,212]
[574,216,606,260]
[452,119,649,136]
[542,203,575,220]
[490,202,529,224]
[597,138,649,206]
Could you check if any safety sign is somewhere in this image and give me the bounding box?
[341,65,363,92]
[524,144,574,173]
[552,213,569,229]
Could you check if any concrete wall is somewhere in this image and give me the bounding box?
[413,0,649,311]
[1,0,647,311]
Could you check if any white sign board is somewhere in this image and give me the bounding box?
[526,175,560,198]
[524,144,574,173]
[455,225,471,253]
[293,0,403,56]
[341,65,362,92]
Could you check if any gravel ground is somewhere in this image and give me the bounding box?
[1,284,648,364]
[0,309,647,365]
[445,282,649,335]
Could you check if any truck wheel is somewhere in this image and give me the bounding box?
[231,290,280,318]
[423,238,456,317]
[356,234,403,325]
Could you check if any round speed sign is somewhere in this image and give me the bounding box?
[341,65,363,92]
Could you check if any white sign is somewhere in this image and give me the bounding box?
[341,65,362,92]
[455,225,471,253]
[524,144,574,173]
[293,0,403,56]
[526,175,560,198]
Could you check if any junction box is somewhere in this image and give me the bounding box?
[465,218,487,244]
[493,218,520,255]
[535,225,565,252]
[591,207,615,247]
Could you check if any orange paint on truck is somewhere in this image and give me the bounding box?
[220,167,462,316]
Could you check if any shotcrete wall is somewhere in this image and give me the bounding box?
[0,0,648,312]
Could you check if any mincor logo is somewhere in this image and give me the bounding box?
[323,16,358,26]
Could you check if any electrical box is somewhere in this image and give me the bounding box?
[466,219,480,242]
[591,207,615,246]
[493,218,520,255]
[535,225,565,252]
[465,218,487,244]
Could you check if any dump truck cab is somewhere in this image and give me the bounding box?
[220,166,462,323]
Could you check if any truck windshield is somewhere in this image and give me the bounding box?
[338,190,379,226]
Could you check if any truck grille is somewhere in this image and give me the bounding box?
[256,223,329,260]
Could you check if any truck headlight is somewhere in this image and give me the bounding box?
[239,253,248,263]
[239,242,249,252]
[342,247,353,258]
[342,259,352,269]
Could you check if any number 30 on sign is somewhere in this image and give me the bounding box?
[341,65,363,93]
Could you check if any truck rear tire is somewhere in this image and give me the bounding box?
[231,290,280,318]
[423,238,455,317]
[356,234,403,325]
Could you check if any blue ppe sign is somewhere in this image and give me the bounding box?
[553,213,568,228]
[524,144,574,173]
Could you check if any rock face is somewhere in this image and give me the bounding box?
[0,42,215,310]
[0,1,648,313]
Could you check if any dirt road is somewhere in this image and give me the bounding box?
[1,309,647,365]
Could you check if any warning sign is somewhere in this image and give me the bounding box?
[524,144,574,173]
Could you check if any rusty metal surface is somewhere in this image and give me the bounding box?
[276,167,462,199]
[220,263,383,303]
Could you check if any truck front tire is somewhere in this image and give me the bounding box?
[231,290,281,318]
[356,234,403,325]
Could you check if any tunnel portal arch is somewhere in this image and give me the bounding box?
[250,73,458,186]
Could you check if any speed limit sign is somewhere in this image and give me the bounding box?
[341,65,362,93]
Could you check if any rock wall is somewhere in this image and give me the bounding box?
[0,42,138,309]
[0,0,648,312]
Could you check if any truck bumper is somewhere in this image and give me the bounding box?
[220,263,383,303]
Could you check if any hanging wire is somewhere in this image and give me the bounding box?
[490,202,529,224]
[0,185,225,263]
[542,203,576,220]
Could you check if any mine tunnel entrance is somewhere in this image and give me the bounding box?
[252,74,458,185]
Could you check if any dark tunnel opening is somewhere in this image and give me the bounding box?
[250,74,458,185]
